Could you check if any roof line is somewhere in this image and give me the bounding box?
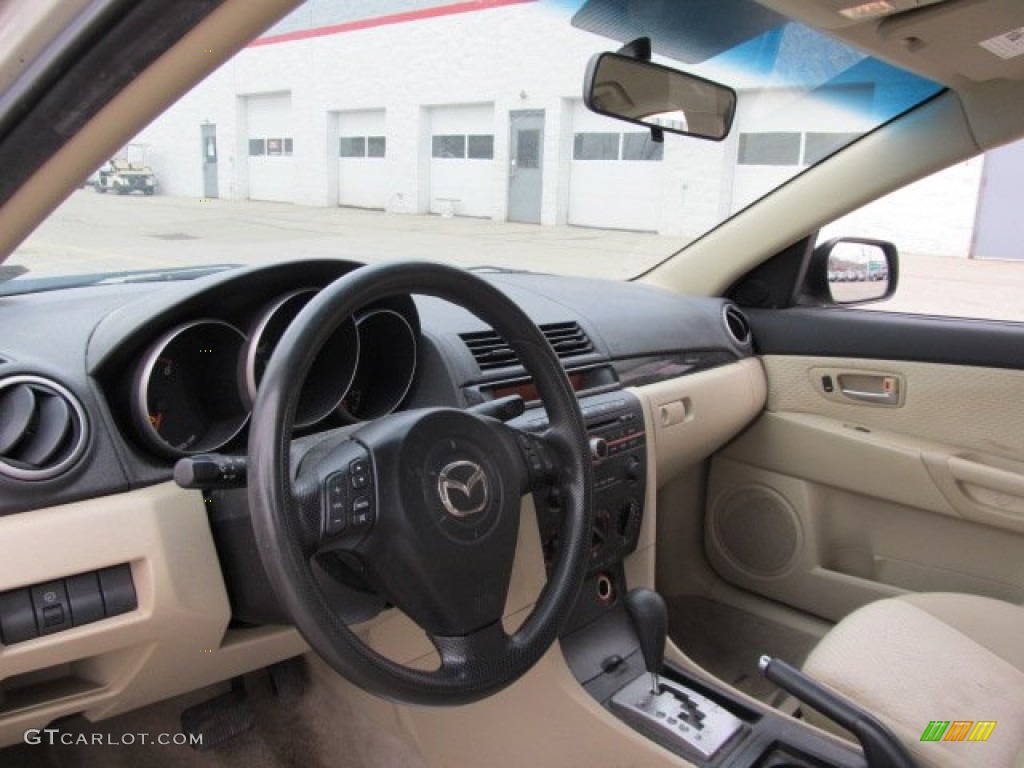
[248,0,537,48]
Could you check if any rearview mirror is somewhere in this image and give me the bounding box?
[584,52,736,141]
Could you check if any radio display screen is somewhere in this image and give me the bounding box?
[490,371,585,402]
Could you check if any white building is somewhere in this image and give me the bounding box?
[133,0,1016,256]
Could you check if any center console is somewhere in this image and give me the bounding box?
[521,390,647,578]
[530,394,873,768]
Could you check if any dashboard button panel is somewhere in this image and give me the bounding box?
[0,564,137,645]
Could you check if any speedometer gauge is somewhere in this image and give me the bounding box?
[240,289,359,428]
[132,320,248,457]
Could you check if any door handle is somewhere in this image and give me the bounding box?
[840,388,893,403]
[836,372,901,406]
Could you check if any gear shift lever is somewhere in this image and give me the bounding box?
[623,588,668,694]
[614,589,744,760]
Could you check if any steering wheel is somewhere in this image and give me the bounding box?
[247,261,593,705]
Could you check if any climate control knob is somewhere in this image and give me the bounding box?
[624,455,642,483]
[589,437,609,461]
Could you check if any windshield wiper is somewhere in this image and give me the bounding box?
[469,265,545,275]
[0,264,239,296]
[95,265,239,285]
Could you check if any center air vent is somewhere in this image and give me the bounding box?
[722,305,752,348]
[0,375,89,481]
[461,321,594,371]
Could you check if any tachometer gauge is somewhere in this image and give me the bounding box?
[240,289,359,428]
[133,320,248,457]
[338,308,417,422]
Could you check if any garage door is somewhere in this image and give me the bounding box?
[568,101,664,232]
[338,109,387,209]
[245,92,293,202]
[429,104,494,218]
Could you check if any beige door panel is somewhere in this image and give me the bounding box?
[720,411,959,518]
[923,451,1024,533]
[763,355,1024,463]
[706,355,1024,621]
[707,456,1024,622]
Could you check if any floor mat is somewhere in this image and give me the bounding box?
[667,595,820,707]
[0,660,425,768]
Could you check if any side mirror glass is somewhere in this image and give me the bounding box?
[816,238,898,305]
[583,52,736,141]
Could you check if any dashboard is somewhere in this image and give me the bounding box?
[0,258,752,513]
[0,258,764,743]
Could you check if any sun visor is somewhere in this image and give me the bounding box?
[571,0,786,64]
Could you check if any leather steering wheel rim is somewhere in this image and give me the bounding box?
[247,261,593,705]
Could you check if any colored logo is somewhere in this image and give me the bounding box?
[920,721,996,742]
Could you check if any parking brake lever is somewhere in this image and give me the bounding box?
[759,656,916,768]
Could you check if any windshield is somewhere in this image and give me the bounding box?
[7,0,940,285]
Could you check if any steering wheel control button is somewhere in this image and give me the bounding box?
[30,580,72,635]
[66,572,105,626]
[351,495,373,528]
[0,588,38,644]
[98,564,137,617]
[325,472,348,535]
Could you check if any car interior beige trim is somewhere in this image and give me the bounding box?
[0,483,307,747]
[642,358,767,486]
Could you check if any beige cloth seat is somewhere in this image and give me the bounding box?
[802,593,1024,768]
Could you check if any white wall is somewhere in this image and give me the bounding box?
[820,157,984,257]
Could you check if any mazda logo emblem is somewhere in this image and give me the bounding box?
[437,460,489,518]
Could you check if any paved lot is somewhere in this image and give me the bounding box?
[11,190,684,281]
[9,190,1024,322]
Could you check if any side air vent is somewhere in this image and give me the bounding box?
[0,375,89,481]
[722,305,752,348]
[461,321,594,371]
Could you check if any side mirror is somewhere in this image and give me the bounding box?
[583,52,736,142]
[809,238,898,306]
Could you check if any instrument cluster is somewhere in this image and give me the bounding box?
[128,288,418,458]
